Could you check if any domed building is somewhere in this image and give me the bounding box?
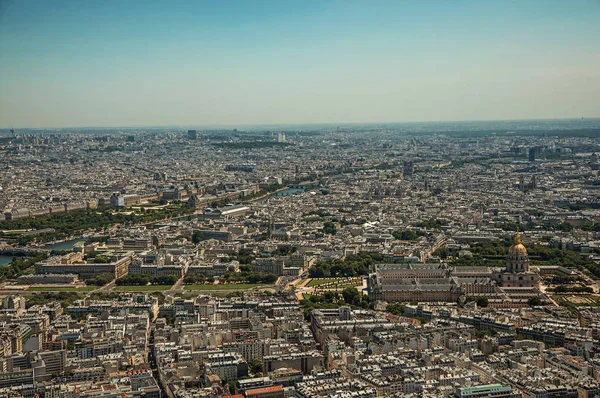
[493,233,540,288]
[506,233,529,272]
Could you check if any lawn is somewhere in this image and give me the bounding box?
[307,278,337,287]
[553,294,600,307]
[325,283,363,290]
[113,285,172,292]
[184,283,269,291]
[27,286,97,292]
[307,278,363,287]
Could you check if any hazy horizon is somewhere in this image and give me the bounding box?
[1,0,599,128]
[3,117,600,133]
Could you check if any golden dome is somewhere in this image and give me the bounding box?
[509,233,527,255]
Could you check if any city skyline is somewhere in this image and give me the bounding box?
[1,0,599,128]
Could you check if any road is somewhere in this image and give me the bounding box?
[92,279,116,294]
[164,275,186,296]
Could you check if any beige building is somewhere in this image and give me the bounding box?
[493,233,540,289]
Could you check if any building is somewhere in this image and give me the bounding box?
[2,296,26,312]
[367,263,462,302]
[403,161,414,177]
[492,233,540,289]
[195,229,233,242]
[16,274,79,285]
[35,255,130,279]
[162,188,181,201]
[36,350,67,377]
[454,384,521,398]
[367,235,540,303]
[202,205,250,219]
[263,351,323,374]
[4,208,30,221]
[205,353,248,380]
[245,385,284,398]
[187,130,197,140]
[187,261,238,277]
[254,258,284,276]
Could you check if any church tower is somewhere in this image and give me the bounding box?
[506,233,529,273]
[494,233,540,289]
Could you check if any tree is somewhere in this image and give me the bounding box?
[465,296,488,307]
[392,230,420,241]
[85,272,114,286]
[528,296,542,306]
[322,291,339,303]
[250,358,263,374]
[227,380,237,394]
[322,221,336,235]
[191,231,203,244]
[386,302,404,316]
[342,287,361,306]
[476,297,488,307]
[308,252,382,278]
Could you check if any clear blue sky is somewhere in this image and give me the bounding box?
[0,0,599,128]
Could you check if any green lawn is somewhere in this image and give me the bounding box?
[184,283,269,291]
[314,283,363,290]
[307,278,362,287]
[553,294,600,307]
[113,285,172,292]
[307,278,337,287]
[27,286,96,292]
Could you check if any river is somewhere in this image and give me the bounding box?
[0,255,14,266]
[268,187,306,198]
[44,239,85,251]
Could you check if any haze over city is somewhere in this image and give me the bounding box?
[1,0,599,128]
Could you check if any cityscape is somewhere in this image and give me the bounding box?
[1,1,600,398]
[1,119,600,398]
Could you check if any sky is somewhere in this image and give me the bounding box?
[0,0,599,128]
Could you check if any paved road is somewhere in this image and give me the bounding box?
[93,279,116,294]
[164,275,186,296]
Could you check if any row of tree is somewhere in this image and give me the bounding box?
[553,285,594,293]
[116,274,179,286]
[224,271,278,284]
[300,287,374,318]
[183,274,215,284]
[309,252,385,278]
[392,229,426,241]
[0,205,195,245]
[85,272,114,286]
[0,253,48,281]
[446,239,600,277]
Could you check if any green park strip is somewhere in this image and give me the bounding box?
[316,283,364,290]
[307,278,362,287]
[113,285,173,292]
[553,294,600,307]
[26,286,97,292]
[184,283,269,291]
[306,278,338,287]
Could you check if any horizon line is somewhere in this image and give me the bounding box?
[1,116,599,131]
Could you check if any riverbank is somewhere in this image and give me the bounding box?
[242,186,291,203]
[243,183,315,203]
